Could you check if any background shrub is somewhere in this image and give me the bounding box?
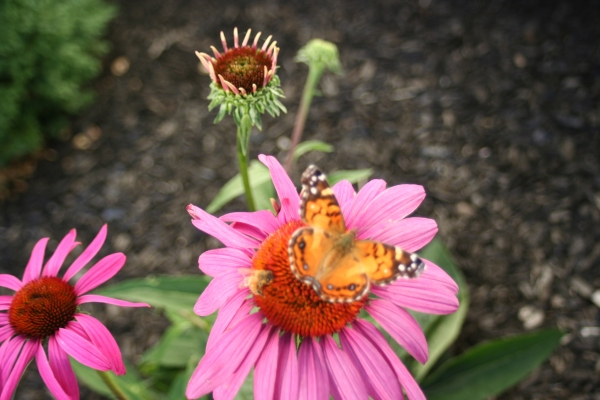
[0,0,116,166]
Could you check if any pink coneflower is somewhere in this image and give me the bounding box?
[0,225,149,400]
[196,27,279,96]
[186,155,459,399]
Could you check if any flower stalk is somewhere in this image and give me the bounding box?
[97,370,129,400]
[236,113,255,210]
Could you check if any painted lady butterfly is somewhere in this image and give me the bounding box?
[288,165,425,303]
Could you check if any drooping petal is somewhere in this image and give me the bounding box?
[63,225,107,282]
[419,259,460,294]
[212,323,270,400]
[366,299,428,363]
[49,337,79,400]
[0,275,22,292]
[0,313,7,326]
[42,229,77,277]
[321,335,368,400]
[206,291,252,352]
[0,325,14,343]
[0,296,12,307]
[298,337,329,400]
[344,179,387,229]
[339,326,402,399]
[373,284,459,315]
[36,341,77,400]
[194,270,243,316]
[361,217,437,252]
[75,314,125,375]
[22,237,49,283]
[221,210,279,238]
[77,294,149,308]
[1,335,26,384]
[331,180,355,214]
[274,333,299,399]
[258,154,300,223]
[186,313,264,399]
[55,326,111,371]
[354,320,426,400]
[188,205,259,249]
[254,326,280,400]
[198,248,252,277]
[0,338,38,400]
[73,253,126,296]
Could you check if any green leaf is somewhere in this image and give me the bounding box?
[206,160,273,213]
[71,359,159,400]
[407,237,470,380]
[421,329,563,400]
[141,321,208,369]
[166,358,204,400]
[292,140,334,161]
[93,275,210,320]
[327,169,373,185]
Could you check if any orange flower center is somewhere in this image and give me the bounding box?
[214,47,272,92]
[8,277,77,339]
[252,221,366,337]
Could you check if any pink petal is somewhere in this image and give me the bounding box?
[353,185,425,235]
[332,180,356,214]
[354,320,425,400]
[0,275,22,292]
[258,154,299,223]
[63,225,107,282]
[36,341,77,400]
[298,337,329,400]
[254,326,280,400]
[339,326,402,399]
[1,335,26,384]
[0,338,38,400]
[75,314,125,375]
[420,259,459,294]
[229,222,268,241]
[0,325,14,343]
[213,324,271,400]
[22,237,49,283]
[49,337,79,400]
[373,284,459,315]
[77,294,150,308]
[74,253,126,296]
[276,197,298,225]
[206,290,252,352]
[321,335,368,399]
[274,333,299,399]
[0,295,12,306]
[55,325,111,371]
[220,210,279,237]
[0,314,7,325]
[186,313,264,399]
[188,205,259,249]
[366,299,428,363]
[344,179,387,229]
[42,229,77,277]
[194,270,243,316]
[198,248,252,277]
[361,217,437,253]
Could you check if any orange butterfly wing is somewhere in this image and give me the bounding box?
[354,241,425,284]
[299,165,345,234]
[289,227,333,285]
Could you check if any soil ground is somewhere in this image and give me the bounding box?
[1,0,600,398]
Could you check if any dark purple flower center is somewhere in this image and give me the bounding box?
[213,47,272,93]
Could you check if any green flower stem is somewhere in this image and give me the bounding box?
[236,114,256,211]
[285,64,324,172]
[97,370,128,400]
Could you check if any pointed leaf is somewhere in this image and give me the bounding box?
[327,169,373,185]
[292,140,334,161]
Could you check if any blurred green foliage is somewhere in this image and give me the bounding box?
[0,0,116,166]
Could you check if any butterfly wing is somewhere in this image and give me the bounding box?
[299,165,346,234]
[317,253,370,303]
[354,240,425,285]
[289,227,336,286]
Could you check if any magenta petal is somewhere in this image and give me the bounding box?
[0,295,12,306]
[74,253,126,296]
[258,154,299,223]
[366,299,428,363]
[36,343,75,400]
[229,222,268,241]
[186,313,263,399]
[188,205,259,249]
[213,324,271,400]
[1,335,26,384]
[55,326,111,371]
[48,337,79,400]
[354,320,426,400]
[345,179,387,229]
[63,225,107,282]
[199,248,252,277]
[221,210,279,237]
[321,335,368,399]
[373,283,459,315]
[298,337,328,400]
[0,275,21,292]
[77,294,149,308]
[332,180,356,214]
[0,313,7,325]
[419,259,459,294]
[206,290,251,352]
[0,325,13,343]
[22,237,49,283]
[42,229,77,277]
[194,270,243,316]
[274,333,299,399]
[362,217,437,253]
[254,327,280,400]
[0,338,38,400]
[75,314,125,375]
